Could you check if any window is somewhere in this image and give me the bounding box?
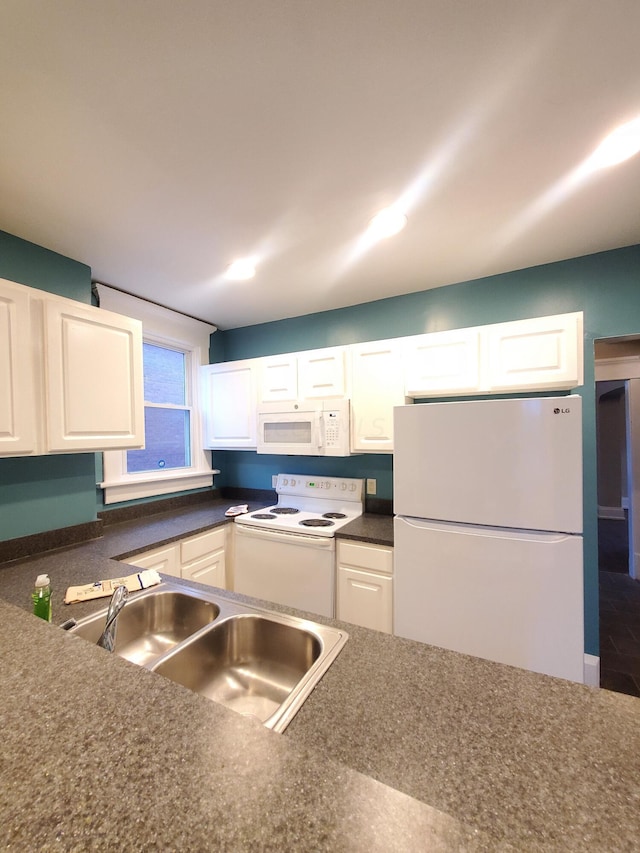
[98,285,217,505]
[127,343,192,474]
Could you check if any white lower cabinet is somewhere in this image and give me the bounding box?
[180,527,226,588]
[123,526,227,589]
[125,543,181,577]
[337,540,393,634]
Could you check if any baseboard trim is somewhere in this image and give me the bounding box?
[598,505,626,520]
[584,654,600,687]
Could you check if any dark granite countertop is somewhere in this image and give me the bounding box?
[1,503,640,851]
[336,513,394,546]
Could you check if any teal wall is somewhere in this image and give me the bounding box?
[3,225,640,657]
[0,230,96,540]
[212,244,640,657]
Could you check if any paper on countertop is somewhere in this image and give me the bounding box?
[64,569,162,604]
[225,504,249,517]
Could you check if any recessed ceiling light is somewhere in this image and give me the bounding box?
[368,207,408,240]
[588,117,640,169]
[225,258,256,281]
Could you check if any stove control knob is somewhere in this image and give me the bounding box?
[349,483,356,491]
[290,478,296,486]
[282,478,288,486]
[324,481,331,490]
[341,483,347,490]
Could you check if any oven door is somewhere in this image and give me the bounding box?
[234,524,336,617]
[256,410,322,455]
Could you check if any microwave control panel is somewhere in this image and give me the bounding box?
[324,410,343,448]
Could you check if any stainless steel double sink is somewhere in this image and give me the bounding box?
[68,581,348,733]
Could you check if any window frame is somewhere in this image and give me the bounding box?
[98,286,217,505]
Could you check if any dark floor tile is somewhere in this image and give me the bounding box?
[600,594,620,616]
[598,527,640,695]
[599,634,618,652]
[600,605,640,624]
[600,671,640,698]
[600,649,640,679]
[611,634,640,656]
[615,599,640,622]
[621,587,640,603]
[599,615,638,639]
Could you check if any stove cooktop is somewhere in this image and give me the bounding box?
[235,474,364,537]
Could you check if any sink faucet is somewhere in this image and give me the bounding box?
[97,585,129,651]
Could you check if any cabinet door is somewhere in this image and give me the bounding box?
[43,298,144,452]
[0,279,36,456]
[404,328,482,397]
[201,360,257,449]
[180,527,225,563]
[259,354,298,402]
[298,347,347,399]
[124,543,180,577]
[350,339,407,453]
[486,312,583,393]
[180,527,226,588]
[181,550,226,588]
[337,566,393,634]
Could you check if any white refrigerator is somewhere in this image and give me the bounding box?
[393,395,584,683]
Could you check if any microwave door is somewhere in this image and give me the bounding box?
[257,411,321,454]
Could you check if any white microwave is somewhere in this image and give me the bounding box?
[256,399,351,456]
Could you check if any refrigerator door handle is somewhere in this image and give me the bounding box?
[396,515,579,543]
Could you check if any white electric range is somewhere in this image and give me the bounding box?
[234,474,364,617]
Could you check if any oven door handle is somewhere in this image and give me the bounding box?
[235,524,335,548]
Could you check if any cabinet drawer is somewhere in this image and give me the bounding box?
[181,527,225,564]
[338,540,393,574]
[125,543,180,577]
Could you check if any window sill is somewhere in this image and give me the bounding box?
[100,469,220,505]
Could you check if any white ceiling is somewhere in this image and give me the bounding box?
[1,1,640,330]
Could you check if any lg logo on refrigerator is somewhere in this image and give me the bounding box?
[553,407,571,414]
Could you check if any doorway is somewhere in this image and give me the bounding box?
[595,338,640,697]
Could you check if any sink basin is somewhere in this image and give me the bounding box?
[67,581,347,732]
[69,588,220,666]
[152,614,323,730]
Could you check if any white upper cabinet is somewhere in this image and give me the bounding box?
[404,328,482,397]
[403,312,583,398]
[350,339,408,453]
[258,353,298,402]
[200,311,583,456]
[484,312,584,393]
[297,346,348,399]
[0,279,36,455]
[44,298,144,452]
[258,347,348,402]
[0,277,144,457]
[201,359,258,449]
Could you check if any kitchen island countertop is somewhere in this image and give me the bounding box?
[1,501,639,851]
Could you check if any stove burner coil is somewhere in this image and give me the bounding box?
[250,513,277,519]
[299,518,334,527]
[322,512,347,519]
[271,507,300,515]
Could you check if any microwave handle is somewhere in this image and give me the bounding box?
[312,412,323,449]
